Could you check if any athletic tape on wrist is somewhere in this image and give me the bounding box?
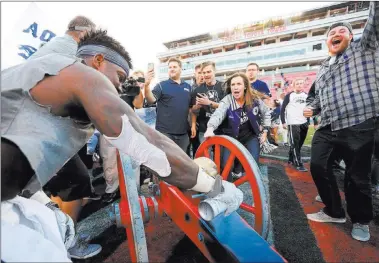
[104,114,171,177]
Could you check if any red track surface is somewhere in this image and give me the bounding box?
[261,158,379,263]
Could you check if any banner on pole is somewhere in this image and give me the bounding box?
[1,3,62,69]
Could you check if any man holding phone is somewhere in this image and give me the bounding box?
[191,61,225,143]
[144,58,193,152]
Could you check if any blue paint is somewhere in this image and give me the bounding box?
[202,212,285,262]
[191,193,206,199]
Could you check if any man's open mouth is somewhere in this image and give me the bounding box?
[332,38,342,47]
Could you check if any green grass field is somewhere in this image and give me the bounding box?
[304,126,315,146]
[277,125,315,146]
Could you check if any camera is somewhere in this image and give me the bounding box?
[120,77,145,96]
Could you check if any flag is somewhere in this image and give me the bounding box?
[1,2,62,69]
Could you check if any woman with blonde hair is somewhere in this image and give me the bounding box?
[204,73,271,175]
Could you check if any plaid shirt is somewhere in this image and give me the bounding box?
[308,1,379,131]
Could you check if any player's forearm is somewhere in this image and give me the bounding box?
[93,95,198,188]
[122,104,198,188]
[77,75,198,188]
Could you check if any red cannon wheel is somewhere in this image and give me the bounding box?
[115,152,149,262]
[195,135,271,239]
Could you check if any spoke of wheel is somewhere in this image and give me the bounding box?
[234,176,248,187]
[240,203,256,214]
[221,153,235,180]
[214,144,221,174]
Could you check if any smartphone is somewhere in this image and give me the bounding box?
[148,63,154,72]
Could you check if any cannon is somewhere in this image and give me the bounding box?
[110,133,286,262]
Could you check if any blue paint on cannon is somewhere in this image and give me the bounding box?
[200,212,285,262]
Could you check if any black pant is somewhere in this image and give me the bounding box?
[1,138,35,201]
[288,123,309,166]
[187,130,200,159]
[310,118,376,224]
[78,144,94,170]
[44,146,93,201]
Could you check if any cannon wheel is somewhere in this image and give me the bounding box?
[116,152,149,262]
[195,135,270,239]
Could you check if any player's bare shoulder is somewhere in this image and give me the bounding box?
[29,62,101,116]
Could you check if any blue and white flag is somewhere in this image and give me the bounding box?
[1,3,62,69]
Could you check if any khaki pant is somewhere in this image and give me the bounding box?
[99,135,140,193]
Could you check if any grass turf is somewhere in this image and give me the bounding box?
[304,126,315,146]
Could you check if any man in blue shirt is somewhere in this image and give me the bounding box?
[144,58,192,151]
[246,62,271,98]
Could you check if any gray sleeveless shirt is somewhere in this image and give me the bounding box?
[1,54,94,186]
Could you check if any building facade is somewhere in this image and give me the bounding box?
[157,1,369,98]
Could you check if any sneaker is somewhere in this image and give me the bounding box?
[83,192,102,201]
[315,195,323,203]
[307,210,346,223]
[296,165,308,172]
[68,242,102,259]
[102,191,119,203]
[351,223,370,242]
[287,160,293,165]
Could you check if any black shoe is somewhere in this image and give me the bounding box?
[83,192,102,201]
[296,165,308,172]
[102,191,120,203]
